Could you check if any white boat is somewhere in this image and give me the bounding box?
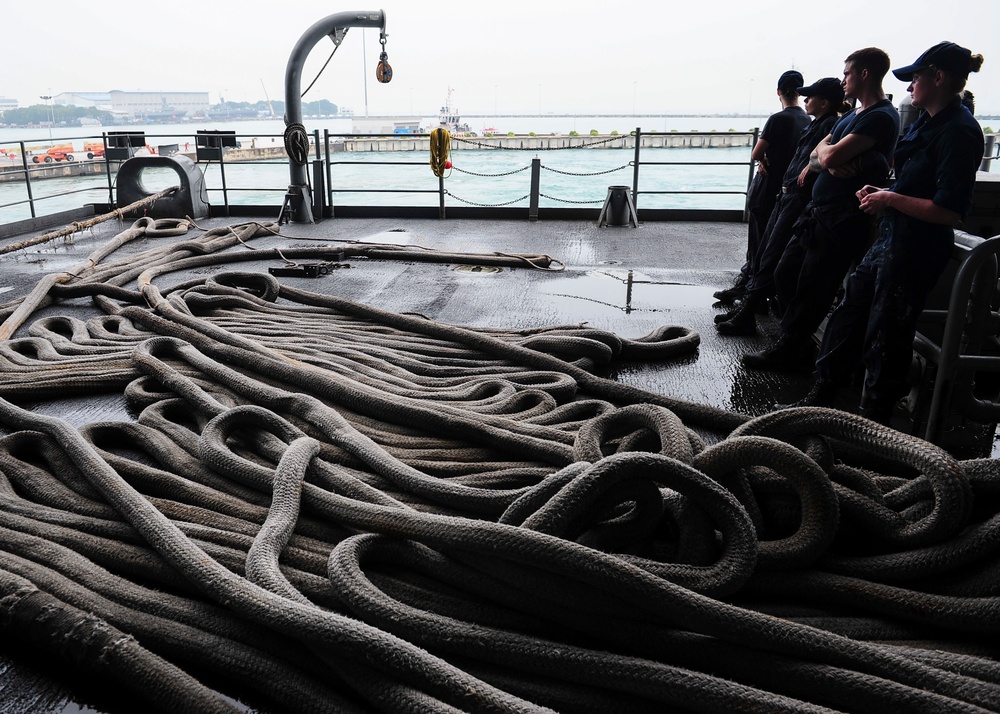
[438,87,471,134]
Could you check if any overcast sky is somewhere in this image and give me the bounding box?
[4,0,997,116]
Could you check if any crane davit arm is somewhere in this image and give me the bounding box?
[282,10,387,223]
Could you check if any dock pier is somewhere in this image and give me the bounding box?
[333,131,754,153]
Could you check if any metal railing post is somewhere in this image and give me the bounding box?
[219,147,231,217]
[311,129,325,220]
[324,129,334,217]
[744,127,759,222]
[101,133,114,207]
[981,134,997,173]
[529,157,540,221]
[438,174,446,219]
[19,141,36,219]
[632,127,641,209]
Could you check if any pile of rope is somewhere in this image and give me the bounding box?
[0,218,999,713]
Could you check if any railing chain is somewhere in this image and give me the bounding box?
[451,135,627,151]
[540,163,632,177]
[444,190,529,207]
[452,165,531,178]
[538,193,605,205]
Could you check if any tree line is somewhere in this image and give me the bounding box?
[0,104,114,127]
[0,99,341,127]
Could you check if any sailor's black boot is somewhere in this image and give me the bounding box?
[742,335,815,372]
[716,300,759,336]
[714,306,740,324]
[713,274,749,304]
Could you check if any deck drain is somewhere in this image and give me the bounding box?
[599,260,622,265]
[453,265,503,274]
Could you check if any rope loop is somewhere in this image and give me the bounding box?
[694,435,841,570]
[509,451,760,596]
[283,123,310,166]
[731,407,973,549]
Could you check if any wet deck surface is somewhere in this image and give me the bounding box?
[0,212,993,711]
[2,215,819,421]
[9,212,982,438]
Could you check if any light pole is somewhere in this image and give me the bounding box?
[362,31,369,117]
[633,82,637,116]
[39,94,53,142]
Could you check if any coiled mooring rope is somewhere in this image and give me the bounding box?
[430,127,451,178]
[0,218,999,712]
[283,122,311,166]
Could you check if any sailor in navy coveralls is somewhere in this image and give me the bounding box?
[789,42,986,423]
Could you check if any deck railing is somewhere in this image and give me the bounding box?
[3,126,998,227]
[0,127,760,225]
[318,127,759,221]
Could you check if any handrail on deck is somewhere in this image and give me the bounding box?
[912,231,1000,444]
[1,125,760,224]
[2,126,997,226]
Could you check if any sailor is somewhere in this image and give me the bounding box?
[785,42,985,424]
[716,77,846,335]
[742,47,900,372]
[713,70,810,304]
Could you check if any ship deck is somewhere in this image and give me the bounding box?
[1,212,998,712]
[0,212,988,441]
[0,215,841,418]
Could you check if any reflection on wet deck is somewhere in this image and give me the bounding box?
[540,269,719,314]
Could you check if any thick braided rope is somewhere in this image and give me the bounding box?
[0,397,552,713]
[1,222,1000,711]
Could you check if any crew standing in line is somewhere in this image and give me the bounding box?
[714,70,810,304]
[742,48,900,372]
[785,42,985,425]
[716,77,846,335]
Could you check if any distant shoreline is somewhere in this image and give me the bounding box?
[2,113,777,130]
[3,109,998,132]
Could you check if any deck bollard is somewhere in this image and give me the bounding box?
[598,185,638,227]
[981,134,997,173]
[115,155,209,219]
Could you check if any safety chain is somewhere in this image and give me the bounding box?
[452,165,531,178]
[538,193,605,205]
[450,134,627,151]
[541,163,632,177]
[445,190,529,207]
